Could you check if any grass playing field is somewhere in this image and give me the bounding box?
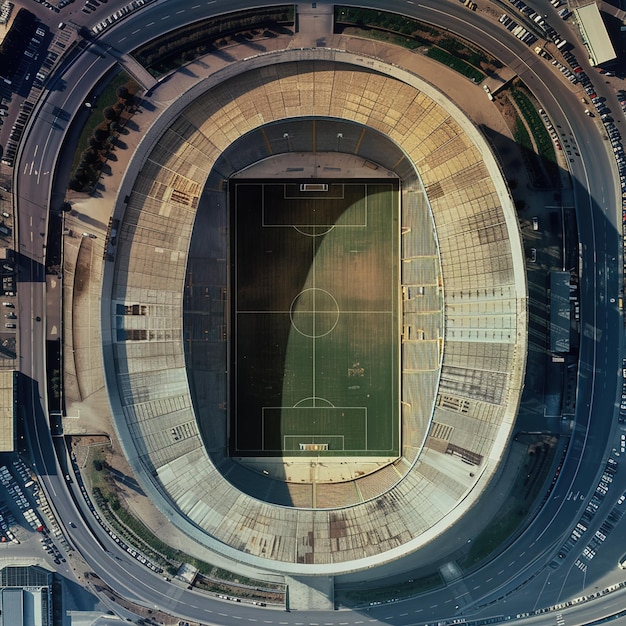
[230,180,399,457]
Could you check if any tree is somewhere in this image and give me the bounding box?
[116,85,130,100]
[103,106,118,121]
[82,148,99,165]
[94,127,109,143]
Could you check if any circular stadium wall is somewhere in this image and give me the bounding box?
[101,49,528,575]
[186,116,435,503]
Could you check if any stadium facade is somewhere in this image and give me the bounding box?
[102,48,527,576]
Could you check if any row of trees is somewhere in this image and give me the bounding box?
[69,85,136,192]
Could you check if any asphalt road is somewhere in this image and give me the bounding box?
[12,0,626,624]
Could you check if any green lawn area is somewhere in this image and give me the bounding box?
[511,88,558,165]
[426,47,485,83]
[70,70,139,175]
[233,182,399,457]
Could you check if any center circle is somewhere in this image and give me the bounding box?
[289,287,340,338]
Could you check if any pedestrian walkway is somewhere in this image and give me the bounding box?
[112,53,158,92]
[296,2,334,39]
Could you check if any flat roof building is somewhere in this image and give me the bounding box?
[0,371,15,452]
[0,565,53,626]
[574,3,617,66]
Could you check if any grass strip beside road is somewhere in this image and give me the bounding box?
[426,47,485,83]
[69,70,133,174]
[335,6,499,83]
[87,449,283,598]
[511,87,558,166]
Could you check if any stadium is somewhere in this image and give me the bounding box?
[102,49,527,577]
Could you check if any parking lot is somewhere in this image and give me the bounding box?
[0,455,71,565]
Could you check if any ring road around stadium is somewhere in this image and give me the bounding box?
[101,47,527,576]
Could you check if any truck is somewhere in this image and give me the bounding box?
[534,46,552,60]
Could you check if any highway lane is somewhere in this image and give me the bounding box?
[12,0,624,624]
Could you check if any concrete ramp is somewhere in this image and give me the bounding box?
[286,576,334,611]
[297,2,334,39]
[116,55,158,92]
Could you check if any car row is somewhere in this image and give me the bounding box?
[0,501,17,544]
[0,42,57,167]
[559,49,626,201]
[82,0,108,14]
[616,90,626,116]
[538,108,562,151]
[91,0,147,35]
[498,14,537,46]
[552,58,578,84]
[618,359,626,424]
[555,458,622,570]
[68,449,164,575]
[40,532,66,564]
[504,0,562,42]
[575,479,625,571]
[0,464,44,532]
[32,0,60,13]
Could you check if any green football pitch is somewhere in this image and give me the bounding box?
[230,180,399,457]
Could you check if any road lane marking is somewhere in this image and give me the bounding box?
[176,8,185,13]
[132,28,140,34]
